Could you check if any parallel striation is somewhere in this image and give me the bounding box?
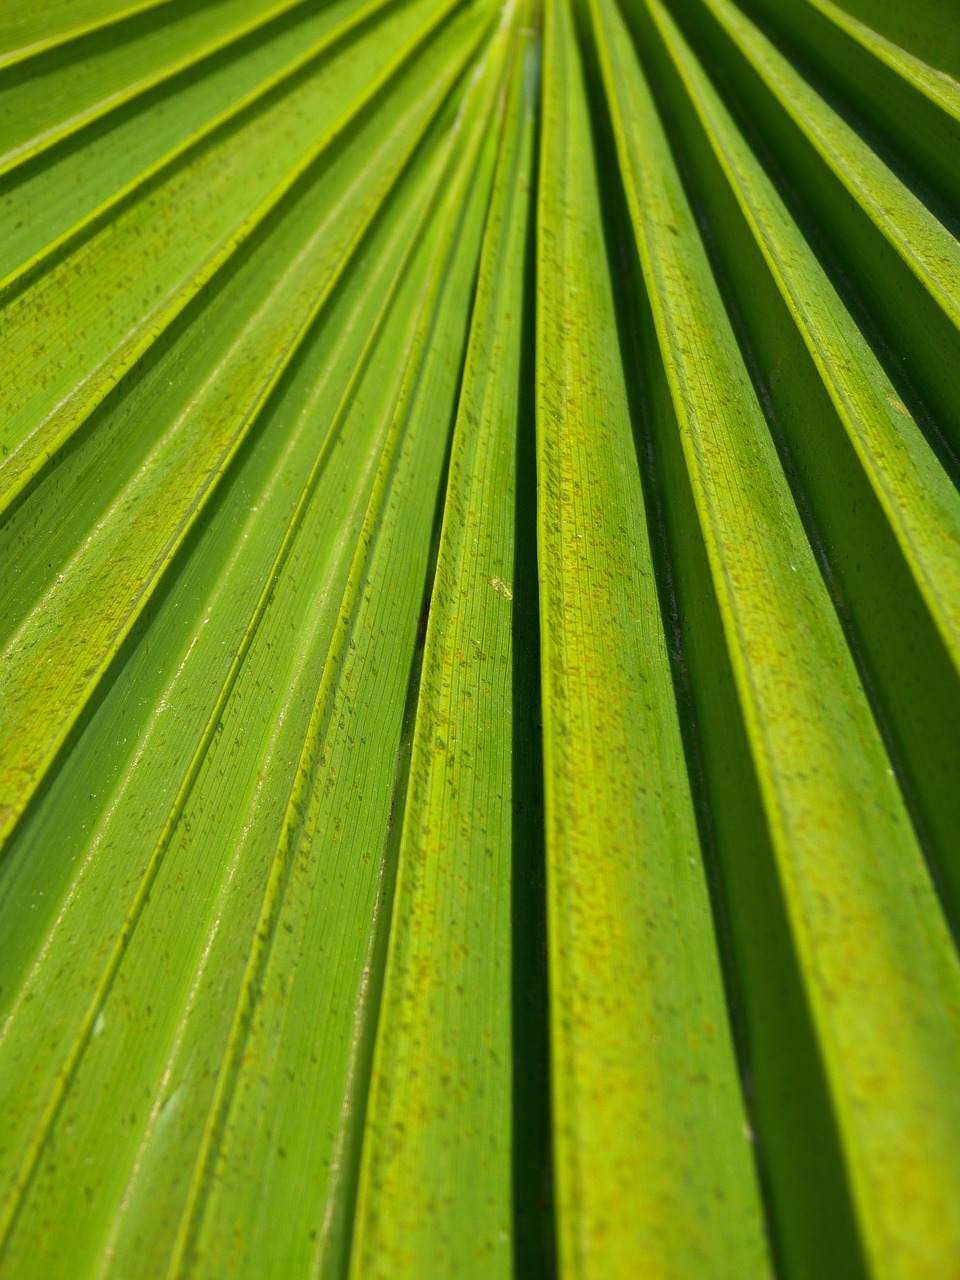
[1,0,959,1277]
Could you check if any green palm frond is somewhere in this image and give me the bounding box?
[1,0,959,1276]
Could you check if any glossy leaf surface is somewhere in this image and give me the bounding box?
[1,0,959,1276]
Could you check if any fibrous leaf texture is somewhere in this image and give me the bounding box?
[1,0,959,1276]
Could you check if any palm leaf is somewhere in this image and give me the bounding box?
[1,0,959,1275]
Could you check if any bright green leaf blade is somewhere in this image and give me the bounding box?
[348,8,542,1276]
[0,0,317,175]
[595,0,960,1271]
[0,0,176,69]
[179,34,510,1278]
[2,0,960,1273]
[0,19,495,1273]
[0,0,376,292]
[535,0,770,1275]
[637,0,960,939]
[0,0,485,850]
[667,0,960,456]
[0,0,464,515]
[741,0,960,212]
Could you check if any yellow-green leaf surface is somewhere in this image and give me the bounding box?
[2,0,960,1276]
[0,0,176,67]
[0,0,464,515]
[0,0,484,841]
[668,0,960,451]
[350,7,541,1275]
[0,0,376,289]
[0,0,316,175]
[537,0,769,1274]
[742,0,960,211]
[595,0,960,1273]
